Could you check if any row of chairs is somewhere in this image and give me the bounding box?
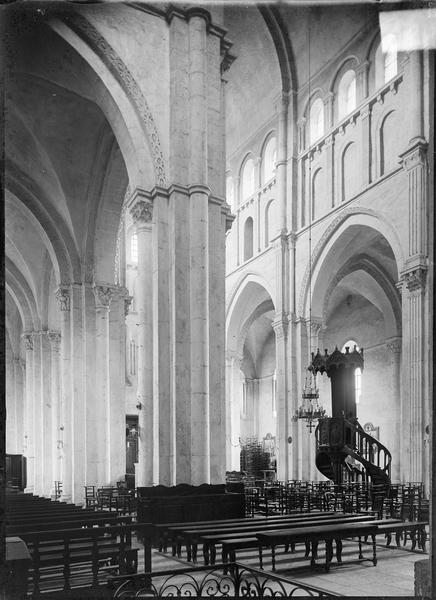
[84,484,136,514]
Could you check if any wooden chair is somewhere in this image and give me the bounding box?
[84,485,98,509]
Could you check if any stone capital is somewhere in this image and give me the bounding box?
[22,332,34,352]
[55,286,70,312]
[48,332,62,352]
[272,316,288,341]
[124,296,133,317]
[225,350,243,367]
[402,267,427,293]
[386,336,402,355]
[130,199,153,226]
[93,284,116,309]
[399,139,428,171]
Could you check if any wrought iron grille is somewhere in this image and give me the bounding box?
[111,562,341,598]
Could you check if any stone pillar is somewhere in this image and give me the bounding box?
[325,135,335,209]
[386,337,402,482]
[40,331,52,497]
[360,105,371,187]
[84,283,97,487]
[22,333,35,493]
[130,197,154,486]
[225,351,243,471]
[272,317,289,481]
[406,51,424,144]
[109,286,128,484]
[13,358,24,455]
[399,140,428,488]
[32,331,43,496]
[56,286,72,502]
[93,284,113,485]
[276,93,289,232]
[356,61,369,102]
[48,332,61,491]
[70,283,87,504]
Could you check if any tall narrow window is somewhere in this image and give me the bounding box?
[242,381,247,417]
[265,199,276,247]
[342,341,362,404]
[338,70,356,120]
[130,233,138,263]
[383,34,397,82]
[262,137,277,183]
[241,158,255,202]
[380,111,398,175]
[309,98,324,145]
[244,217,254,261]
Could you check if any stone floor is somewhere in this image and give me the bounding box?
[142,537,426,597]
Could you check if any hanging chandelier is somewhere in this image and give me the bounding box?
[294,368,326,432]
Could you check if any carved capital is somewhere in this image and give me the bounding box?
[48,332,61,352]
[124,296,133,317]
[130,200,153,225]
[400,140,428,171]
[402,267,427,293]
[22,332,34,352]
[93,285,115,309]
[55,287,70,312]
[386,337,402,355]
[272,318,288,341]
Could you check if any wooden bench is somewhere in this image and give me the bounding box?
[161,511,340,559]
[22,523,140,596]
[168,512,359,563]
[200,514,380,566]
[375,520,428,551]
[7,513,132,536]
[257,521,382,572]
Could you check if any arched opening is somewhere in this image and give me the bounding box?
[309,98,325,145]
[380,111,399,176]
[244,217,254,261]
[342,142,359,201]
[240,157,255,203]
[337,69,356,121]
[262,136,277,183]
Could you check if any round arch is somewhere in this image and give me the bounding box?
[226,274,277,357]
[298,208,404,318]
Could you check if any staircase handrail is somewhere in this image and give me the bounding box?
[345,419,391,480]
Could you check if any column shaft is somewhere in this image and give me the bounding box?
[41,332,52,496]
[22,334,34,493]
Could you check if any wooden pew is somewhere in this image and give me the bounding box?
[22,523,139,596]
[257,521,382,572]
[199,514,380,566]
[167,512,360,563]
[256,519,404,572]
[7,513,131,536]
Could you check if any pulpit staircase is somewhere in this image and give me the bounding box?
[315,417,391,488]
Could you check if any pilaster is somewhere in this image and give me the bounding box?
[48,332,62,490]
[386,336,402,482]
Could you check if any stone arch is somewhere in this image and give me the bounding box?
[321,254,401,339]
[227,274,277,357]
[6,173,80,285]
[6,258,41,332]
[328,56,360,94]
[298,208,404,318]
[50,14,166,188]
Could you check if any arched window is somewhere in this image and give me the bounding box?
[342,341,362,404]
[309,98,324,145]
[265,199,276,247]
[380,111,398,175]
[338,70,356,120]
[130,233,138,263]
[262,137,277,183]
[244,217,254,261]
[342,142,358,201]
[226,175,235,211]
[375,37,398,89]
[241,158,255,202]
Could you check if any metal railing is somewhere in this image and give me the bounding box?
[111,562,342,598]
